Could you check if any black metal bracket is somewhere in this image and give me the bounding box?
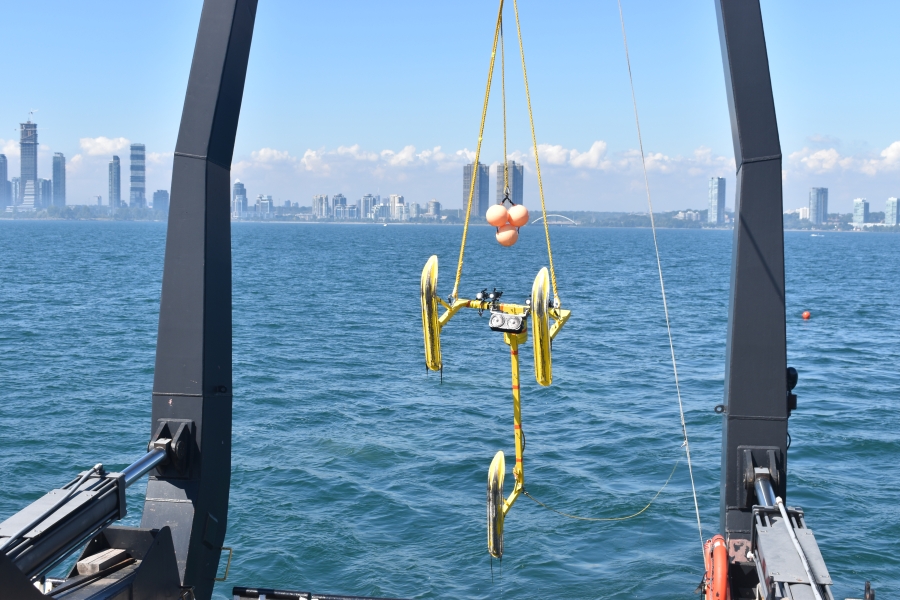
[150,420,193,478]
[739,446,783,509]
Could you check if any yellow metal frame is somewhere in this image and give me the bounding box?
[420,256,570,558]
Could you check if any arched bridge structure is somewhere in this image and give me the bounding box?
[530,214,577,226]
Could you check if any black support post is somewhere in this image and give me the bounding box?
[143,1,257,599]
[715,0,788,546]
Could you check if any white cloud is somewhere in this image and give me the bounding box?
[1,139,19,157]
[788,141,900,176]
[536,144,570,165]
[569,141,609,169]
[862,141,900,175]
[299,149,327,173]
[525,141,733,176]
[336,144,378,161]
[381,145,417,166]
[455,148,476,163]
[68,154,84,172]
[252,147,294,163]
[79,136,130,156]
[147,152,173,165]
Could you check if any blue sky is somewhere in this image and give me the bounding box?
[1,0,897,212]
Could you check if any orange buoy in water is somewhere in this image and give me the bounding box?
[702,534,730,600]
[486,204,510,227]
[507,204,529,227]
[802,311,811,320]
[496,224,518,246]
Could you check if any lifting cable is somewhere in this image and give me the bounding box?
[512,0,560,307]
[616,0,705,554]
[450,0,561,308]
[450,1,504,303]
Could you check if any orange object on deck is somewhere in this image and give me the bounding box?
[703,535,730,600]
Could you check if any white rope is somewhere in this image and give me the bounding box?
[616,0,705,555]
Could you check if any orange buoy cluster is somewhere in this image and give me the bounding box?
[802,310,811,320]
[487,204,529,246]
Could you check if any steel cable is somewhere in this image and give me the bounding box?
[616,0,705,555]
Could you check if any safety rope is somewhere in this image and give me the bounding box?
[451,0,505,302]
[512,0,560,307]
[523,458,680,522]
[616,0,704,554]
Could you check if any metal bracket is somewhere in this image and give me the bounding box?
[149,419,193,478]
[215,547,232,581]
[739,446,782,509]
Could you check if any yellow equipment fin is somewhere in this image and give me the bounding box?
[421,255,442,371]
[487,450,506,558]
[532,267,552,386]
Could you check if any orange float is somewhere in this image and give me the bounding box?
[508,204,529,227]
[496,224,518,246]
[486,204,510,227]
[702,535,730,600]
[802,310,811,320]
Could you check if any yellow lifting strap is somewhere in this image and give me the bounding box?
[450,0,561,309]
[451,0,505,303]
[512,0,560,308]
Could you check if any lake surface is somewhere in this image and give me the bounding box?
[0,221,897,599]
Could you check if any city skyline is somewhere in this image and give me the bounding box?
[2,116,893,216]
[1,2,897,213]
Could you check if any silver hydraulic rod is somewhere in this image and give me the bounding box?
[122,448,168,487]
[754,476,776,507]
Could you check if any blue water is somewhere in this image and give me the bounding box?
[0,221,897,599]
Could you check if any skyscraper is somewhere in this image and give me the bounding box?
[39,179,53,208]
[852,198,869,224]
[427,199,441,219]
[130,143,146,208]
[233,180,247,215]
[360,194,378,219]
[0,154,9,207]
[313,194,329,218]
[496,161,524,206]
[257,194,273,214]
[109,156,122,208]
[22,180,37,209]
[463,162,490,217]
[809,187,828,225]
[708,177,726,224]
[389,194,405,220]
[52,153,66,207]
[11,178,20,206]
[886,197,899,227]
[153,190,170,214]
[19,121,38,205]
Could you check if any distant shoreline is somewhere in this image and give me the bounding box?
[4,219,898,233]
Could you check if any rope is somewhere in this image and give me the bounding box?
[500,21,509,200]
[616,0,704,554]
[523,458,680,522]
[512,0,560,307]
[451,0,506,302]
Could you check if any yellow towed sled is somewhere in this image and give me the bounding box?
[418,0,571,560]
[420,257,570,558]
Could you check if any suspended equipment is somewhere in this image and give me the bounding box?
[420,0,571,560]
